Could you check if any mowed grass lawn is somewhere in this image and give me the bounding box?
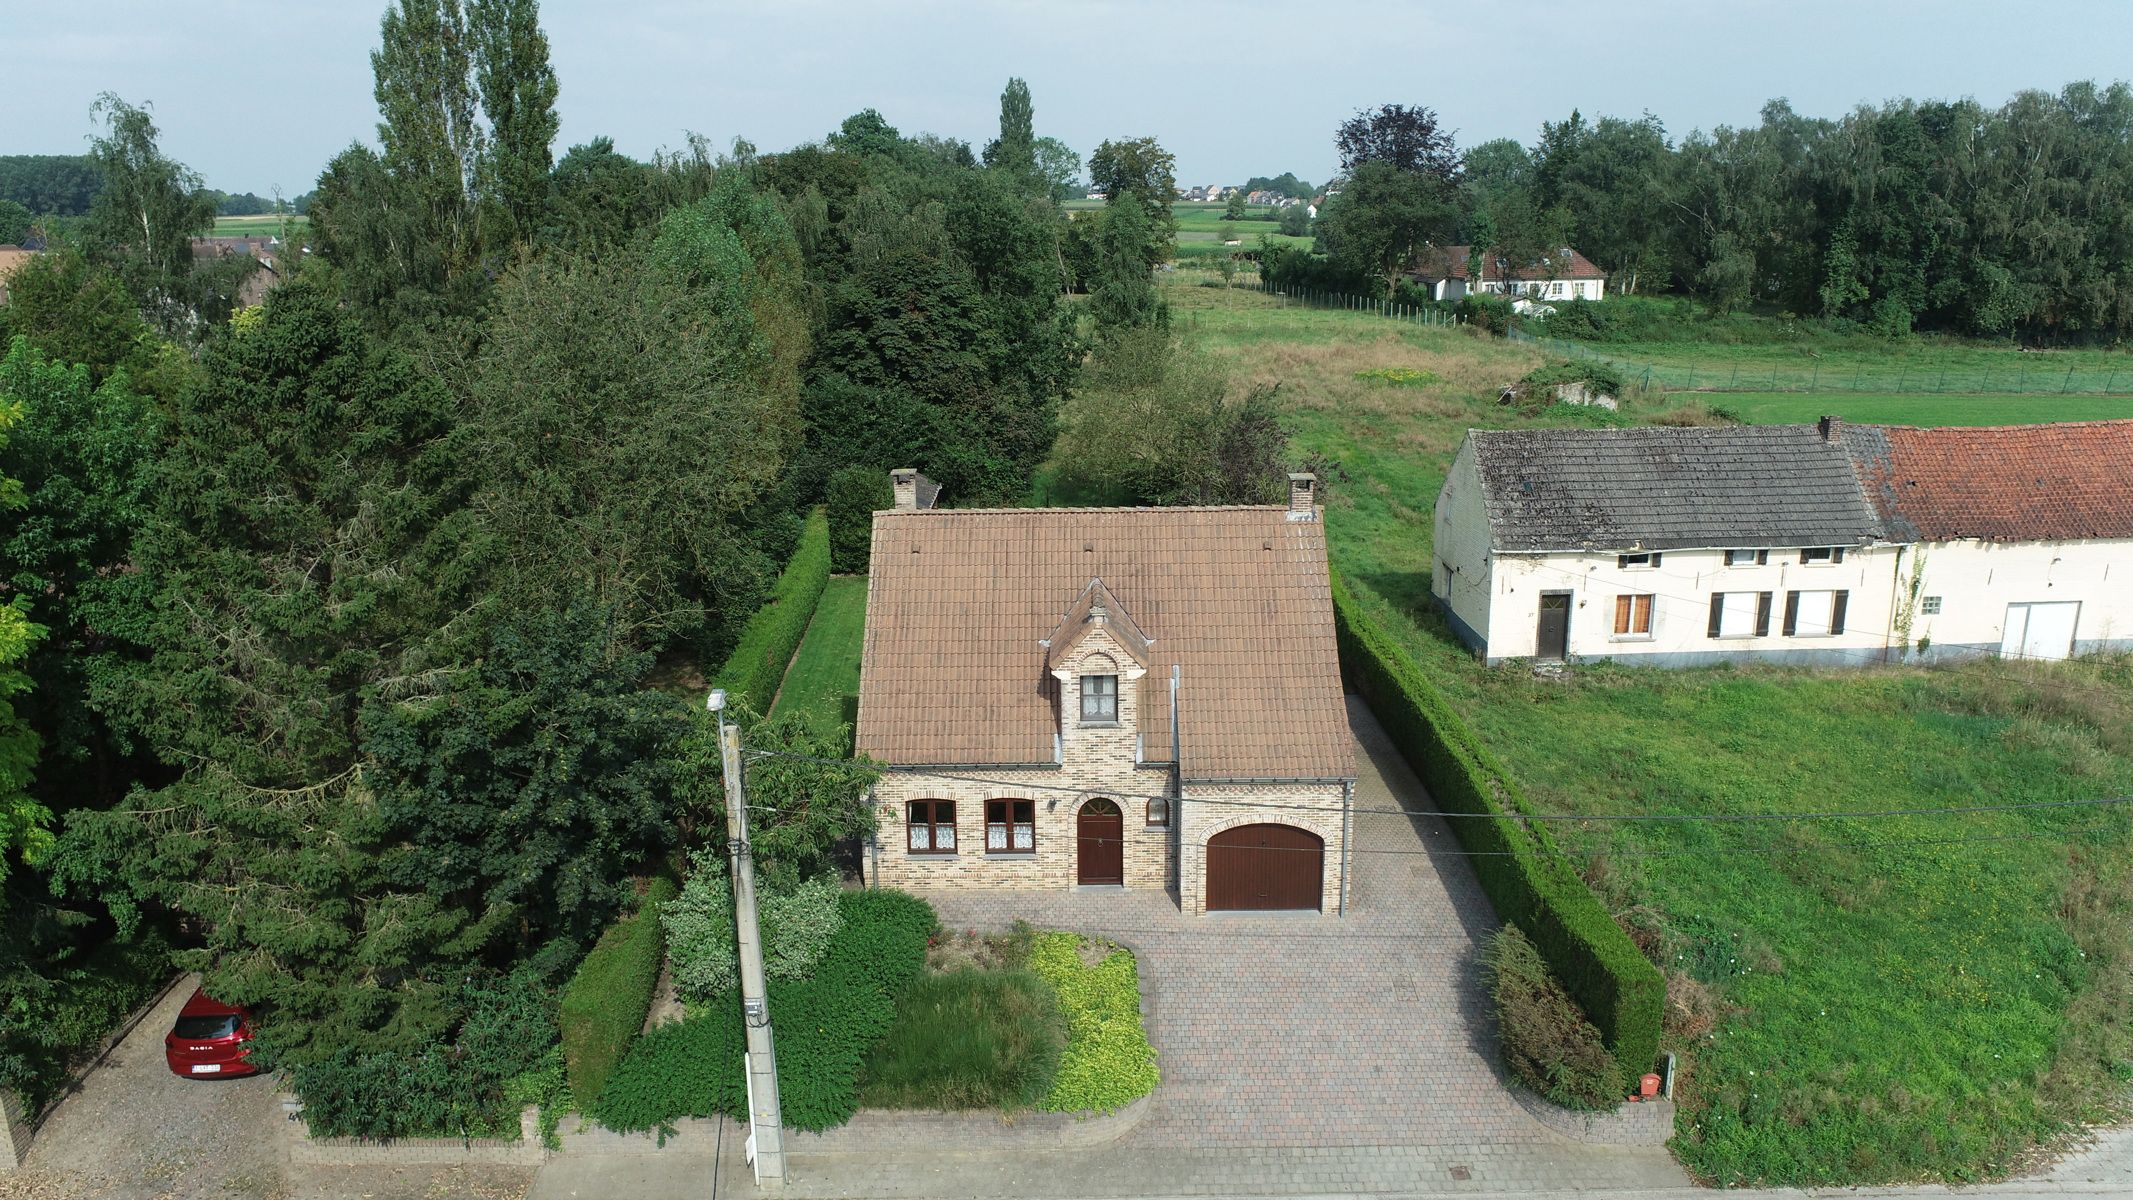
[1174,292,2133,1185]
[210,213,306,237]
[1562,334,2133,397]
[1715,391,2133,428]
[770,575,867,728]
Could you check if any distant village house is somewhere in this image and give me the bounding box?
[1407,245,1607,303]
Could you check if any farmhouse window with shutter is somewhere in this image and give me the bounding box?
[1706,592,1773,639]
[907,799,956,854]
[985,799,1035,853]
[1782,590,1849,637]
[1617,552,1660,570]
[1799,547,1845,565]
[1612,594,1654,638]
[1724,549,1769,567]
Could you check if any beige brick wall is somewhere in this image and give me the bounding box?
[1178,781,1349,916]
[865,621,1352,916]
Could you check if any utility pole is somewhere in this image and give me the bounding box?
[711,689,785,1187]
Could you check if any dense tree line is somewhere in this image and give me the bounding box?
[1287,86,2133,342]
[0,0,1228,1087]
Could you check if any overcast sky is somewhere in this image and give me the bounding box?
[15,0,2133,195]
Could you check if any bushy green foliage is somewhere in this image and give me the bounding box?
[662,862,843,1001]
[1052,329,1288,506]
[1518,359,1630,398]
[0,928,170,1112]
[289,969,560,1140]
[710,508,830,714]
[857,968,1065,1110]
[824,466,891,574]
[1029,933,1157,1113]
[1329,570,1663,1077]
[1482,924,1625,1110]
[558,876,677,1107]
[591,889,935,1132]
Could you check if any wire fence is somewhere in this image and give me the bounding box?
[1508,327,2133,397]
[1252,279,1466,328]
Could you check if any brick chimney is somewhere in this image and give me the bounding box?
[890,468,939,512]
[1286,472,1319,521]
[1818,415,1843,443]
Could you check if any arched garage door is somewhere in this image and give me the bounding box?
[1206,824,1323,912]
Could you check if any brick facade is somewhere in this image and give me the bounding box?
[868,622,1349,914]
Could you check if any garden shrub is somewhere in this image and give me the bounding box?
[1330,570,1663,1077]
[824,465,892,574]
[662,858,843,1001]
[1028,933,1158,1113]
[591,888,935,1133]
[1518,359,1630,400]
[710,507,829,713]
[3,928,173,1113]
[291,970,561,1140]
[857,968,1064,1110]
[1482,925,1625,1110]
[559,876,678,1106]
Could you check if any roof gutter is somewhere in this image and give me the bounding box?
[1182,775,1359,786]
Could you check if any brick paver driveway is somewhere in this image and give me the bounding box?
[926,695,1593,1152]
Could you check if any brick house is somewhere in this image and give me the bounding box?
[856,470,1358,915]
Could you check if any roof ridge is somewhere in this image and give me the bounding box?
[876,504,1295,515]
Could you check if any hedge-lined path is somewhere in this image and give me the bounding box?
[915,695,1633,1155]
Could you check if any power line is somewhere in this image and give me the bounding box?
[745,747,2133,826]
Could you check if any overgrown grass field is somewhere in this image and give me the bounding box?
[1713,391,2133,427]
[1178,294,2133,1185]
[210,213,306,237]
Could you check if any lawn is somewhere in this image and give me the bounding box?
[1537,332,2133,397]
[1713,391,2133,428]
[769,575,866,727]
[1173,295,2133,1185]
[211,212,306,237]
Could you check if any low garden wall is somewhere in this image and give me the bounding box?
[1329,570,1665,1075]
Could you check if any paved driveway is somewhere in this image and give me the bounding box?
[924,696,1657,1158]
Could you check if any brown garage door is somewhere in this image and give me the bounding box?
[1206,824,1323,912]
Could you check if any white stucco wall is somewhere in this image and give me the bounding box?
[1431,440,1493,652]
[1898,538,2133,659]
[1480,545,1907,667]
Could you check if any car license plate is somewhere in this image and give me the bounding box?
[190,1064,222,1074]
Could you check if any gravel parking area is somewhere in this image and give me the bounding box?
[4,974,279,1200]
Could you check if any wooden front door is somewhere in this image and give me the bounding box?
[1205,824,1323,911]
[1537,592,1571,660]
[1076,799,1124,885]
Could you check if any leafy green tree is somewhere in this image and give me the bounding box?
[1277,203,1310,236]
[359,601,687,961]
[466,183,805,649]
[0,340,158,813]
[1087,137,1178,257]
[1225,190,1247,220]
[982,77,1037,188]
[1336,103,1461,180]
[1243,173,1313,199]
[542,137,662,250]
[469,0,560,245]
[1315,160,1459,296]
[0,156,102,217]
[372,0,482,276]
[82,94,215,332]
[56,281,477,1058]
[1054,328,1286,505]
[1033,137,1081,204]
[1088,199,1166,337]
[0,390,49,895]
[0,248,155,382]
[0,200,31,246]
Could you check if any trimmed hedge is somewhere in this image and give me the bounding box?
[711,507,830,713]
[590,888,935,1133]
[824,466,892,574]
[1330,570,1663,1078]
[559,876,678,1106]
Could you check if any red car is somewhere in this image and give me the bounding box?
[164,987,257,1078]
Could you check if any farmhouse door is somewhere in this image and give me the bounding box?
[1076,799,1124,885]
[1205,824,1324,911]
[1536,592,1572,660]
[2002,601,2079,661]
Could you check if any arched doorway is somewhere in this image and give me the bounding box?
[1076,798,1124,885]
[1205,824,1323,911]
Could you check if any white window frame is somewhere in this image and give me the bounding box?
[1617,552,1660,570]
[1799,547,1844,566]
[1724,549,1765,567]
[1080,673,1118,724]
[1791,590,1840,637]
[1611,593,1655,641]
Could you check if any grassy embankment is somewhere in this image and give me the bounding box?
[1716,392,2133,427]
[769,574,867,728]
[1164,278,2133,1186]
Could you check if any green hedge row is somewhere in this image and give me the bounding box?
[559,876,679,1106]
[1330,570,1663,1077]
[712,507,830,713]
[590,888,935,1133]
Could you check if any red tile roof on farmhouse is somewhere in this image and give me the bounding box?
[1413,245,1606,282]
[1847,420,2133,542]
[856,505,1354,781]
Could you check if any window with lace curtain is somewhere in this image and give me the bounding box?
[986,799,1034,852]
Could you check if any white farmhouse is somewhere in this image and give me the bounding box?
[1433,418,2133,666]
[1408,245,1607,303]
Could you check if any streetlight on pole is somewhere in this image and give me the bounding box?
[710,688,786,1187]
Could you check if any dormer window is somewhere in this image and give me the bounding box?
[1080,674,1118,723]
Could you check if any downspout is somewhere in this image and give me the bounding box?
[864,784,879,888]
[1170,666,1183,901]
[1339,779,1354,917]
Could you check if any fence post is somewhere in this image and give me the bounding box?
[1811,360,1820,392]
[2063,365,2076,394]
[1898,363,1908,392]
[2107,367,2119,394]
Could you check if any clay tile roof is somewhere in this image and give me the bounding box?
[857,506,1355,781]
[1044,579,1151,671]
[1843,420,2133,542]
